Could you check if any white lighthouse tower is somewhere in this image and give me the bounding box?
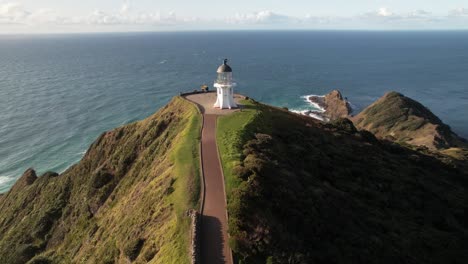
[213,59,237,109]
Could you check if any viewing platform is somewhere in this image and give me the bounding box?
[184,91,245,115]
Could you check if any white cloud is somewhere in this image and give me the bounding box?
[1,2,468,32]
[0,2,181,27]
[378,7,394,17]
[0,2,77,25]
[409,10,432,17]
[449,7,468,16]
[84,1,182,26]
[0,2,30,24]
[227,10,295,25]
[28,8,61,24]
[120,2,130,14]
[358,7,443,26]
[87,10,121,25]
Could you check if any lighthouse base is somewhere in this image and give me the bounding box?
[213,85,237,110]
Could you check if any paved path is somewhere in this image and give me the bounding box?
[186,92,243,116]
[184,92,244,264]
[199,114,232,264]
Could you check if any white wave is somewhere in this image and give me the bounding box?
[0,176,12,186]
[290,109,326,121]
[301,94,326,112]
[159,60,167,64]
[308,112,328,122]
[291,93,354,122]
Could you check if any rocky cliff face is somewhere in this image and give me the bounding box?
[352,91,467,150]
[308,90,352,121]
[0,97,201,264]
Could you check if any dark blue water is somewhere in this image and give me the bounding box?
[1,31,468,192]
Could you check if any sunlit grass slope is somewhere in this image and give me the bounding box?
[0,96,201,264]
[216,99,259,197]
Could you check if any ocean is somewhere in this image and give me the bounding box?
[1,31,468,192]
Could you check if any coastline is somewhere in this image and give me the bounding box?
[291,93,355,122]
[291,94,329,122]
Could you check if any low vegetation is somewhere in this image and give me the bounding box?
[217,100,468,264]
[216,99,259,196]
[2,93,467,264]
[0,96,201,264]
[352,91,467,150]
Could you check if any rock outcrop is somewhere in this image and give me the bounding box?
[10,168,37,192]
[308,90,352,121]
[352,91,467,150]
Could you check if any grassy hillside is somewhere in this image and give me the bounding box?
[217,99,468,264]
[217,100,259,197]
[0,96,201,264]
[352,92,467,150]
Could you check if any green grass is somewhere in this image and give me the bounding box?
[0,96,203,264]
[171,98,202,209]
[216,99,259,197]
[161,98,202,264]
[216,98,468,264]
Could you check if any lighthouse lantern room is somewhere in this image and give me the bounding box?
[213,59,237,109]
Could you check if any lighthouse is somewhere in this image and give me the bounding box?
[213,59,237,109]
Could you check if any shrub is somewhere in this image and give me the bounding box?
[142,245,159,262]
[124,238,145,261]
[91,169,114,189]
[330,118,357,134]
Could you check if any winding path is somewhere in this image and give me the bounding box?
[185,92,242,264]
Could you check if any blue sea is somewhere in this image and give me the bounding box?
[1,31,468,192]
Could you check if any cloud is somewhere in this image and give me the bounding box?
[0,2,30,24]
[120,2,130,14]
[0,2,180,27]
[377,7,394,17]
[85,3,182,26]
[1,2,468,32]
[409,10,432,17]
[227,10,295,25]
[86,10,180,26]
[357,7,444,26]
[87,10,121,25]
[0,2,74,25]
[449,7,468,17]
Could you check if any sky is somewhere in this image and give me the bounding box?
[1,0,468,33]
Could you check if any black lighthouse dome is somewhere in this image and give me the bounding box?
[217,59,233,73]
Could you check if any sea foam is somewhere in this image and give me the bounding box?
[290,94,328,121]
[0,176,12,188]
[291,109,326,121]
[302,94,326,112]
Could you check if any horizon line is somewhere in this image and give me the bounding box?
[1,28,468,36]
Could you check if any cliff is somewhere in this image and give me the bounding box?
[308,90,352,121]
[352,92,467,150]
[1,95,468,264]
[217,98,468,264]
[0,97,201,264]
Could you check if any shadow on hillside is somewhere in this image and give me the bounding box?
[200,215,227,264]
